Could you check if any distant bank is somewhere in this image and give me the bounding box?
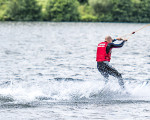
[0,0,150,23]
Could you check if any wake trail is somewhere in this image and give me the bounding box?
[0,79,149,103]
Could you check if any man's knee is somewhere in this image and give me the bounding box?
[117,73,122,78]
[112,71,122,79]
[103,72,109,79]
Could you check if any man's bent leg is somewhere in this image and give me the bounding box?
[97,62,109,83]
[110,70,125,89]
[104,62,125,89]
[101,72,109,84]
[115,73,125,89]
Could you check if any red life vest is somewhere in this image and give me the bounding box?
[96,42,112,62]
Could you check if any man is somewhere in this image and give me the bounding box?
[96,36,127,89]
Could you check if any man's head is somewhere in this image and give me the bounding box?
[105,36,112,43]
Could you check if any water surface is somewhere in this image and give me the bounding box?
[0,22,150,120]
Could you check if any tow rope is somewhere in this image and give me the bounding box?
[120,24,150,40]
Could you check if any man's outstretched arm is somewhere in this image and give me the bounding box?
[106,38,127,54]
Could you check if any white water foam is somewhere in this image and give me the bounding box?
[1,78,150,103]
[126,81,150,100]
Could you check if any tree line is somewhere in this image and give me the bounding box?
[0,0,150,22]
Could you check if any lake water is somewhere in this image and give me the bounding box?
[0,22,150,120]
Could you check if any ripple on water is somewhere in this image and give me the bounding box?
[0,22,150,120]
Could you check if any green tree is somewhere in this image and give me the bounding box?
[89,0,113,21]
[112,0,133,22]
[46,0,80,21]
[78,4,98,22]
[0,0,9,20]
[4,0,42,21]
[78,0,88,4]
[137,0,150,22]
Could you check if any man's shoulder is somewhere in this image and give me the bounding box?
[107,42,114,46]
